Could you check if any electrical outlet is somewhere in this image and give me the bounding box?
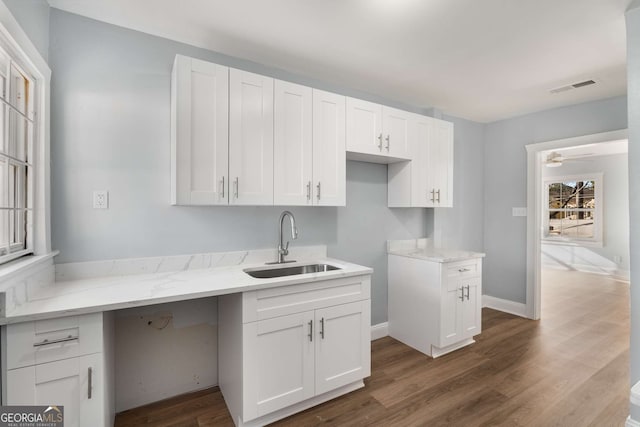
[93,190,109,209]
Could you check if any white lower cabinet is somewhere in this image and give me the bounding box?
[219,275,371,427]
[2,313,114,427]
[388,255,482,358]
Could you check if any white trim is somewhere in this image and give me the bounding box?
[371,322,388,341]
[631,381,640,407]
[525,129,628,320]
[482,295,528,318]
[627,416,640,427]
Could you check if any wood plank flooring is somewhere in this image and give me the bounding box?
[115,269,630,426]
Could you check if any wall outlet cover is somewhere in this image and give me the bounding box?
[93,190,109,209]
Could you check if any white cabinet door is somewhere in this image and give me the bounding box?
[461,278,481,338]
[274,80,313,206]
[312,90,346,206]
[171,56,229,205]
[382,107,411,159]
[315,301,370,395]
[440,286,463,348]
[243,311,315,421]
[7,354,106,427]
[229,69,274,205]
[410,115,434,207]
[429,119,454,207]
[346,97,382,156]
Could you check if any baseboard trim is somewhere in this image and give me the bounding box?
[371,322,389,341]
[482,295,527,318]
[631,381,640,407]
[626,416,640,427]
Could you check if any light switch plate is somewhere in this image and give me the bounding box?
[512,207,527,217]
[93,190,109,209]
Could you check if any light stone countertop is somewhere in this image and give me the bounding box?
[1,247,372,325]
[387,238,485,263]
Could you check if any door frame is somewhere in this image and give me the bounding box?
[524,129,628,319]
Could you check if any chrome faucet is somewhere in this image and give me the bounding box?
[271,210,298,264]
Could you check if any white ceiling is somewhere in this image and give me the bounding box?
[47,0,630,123]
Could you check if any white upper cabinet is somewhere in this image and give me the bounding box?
[382,107,411,159]
[171,55,229,205]
[346,98,411,163]
[388,114,454,208]
[274,80,313,206]
[229,69,274,205]
[312,89,346,206]
[345,98,382,158]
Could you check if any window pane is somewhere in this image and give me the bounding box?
[577,180,595,208]
[8,109,28,161]
[548,183,562,209]
[9,209,25,247]
[9,64,30,116]
[9,162,25,209]
[548,210,564,236]
[0,209,7,255]
[0,49,9,101]
[559,210,594,239]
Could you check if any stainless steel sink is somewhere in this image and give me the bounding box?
[244,263,340,279]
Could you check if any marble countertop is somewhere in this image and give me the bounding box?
[1,255,372,325]
[387,238,485,263]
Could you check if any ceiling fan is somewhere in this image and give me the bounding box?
[544,151,594,167]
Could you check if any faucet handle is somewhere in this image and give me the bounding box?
[283,241,290,255]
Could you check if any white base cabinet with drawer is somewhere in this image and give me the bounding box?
[219,275,371,427]
[388,255,482,358]
[1,312,115,427]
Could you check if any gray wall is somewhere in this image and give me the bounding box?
[626,3,640,421]
[434,115,485,252]
[541,153,629,279]
[48,9,431,325]
[2,0,49,62]
[483,96,628,303]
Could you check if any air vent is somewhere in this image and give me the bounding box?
[550,79,597,94]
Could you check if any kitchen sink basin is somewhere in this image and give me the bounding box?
[244,263,341,279]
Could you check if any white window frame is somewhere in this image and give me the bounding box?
[542,173,603,247]
[0,2,51,269]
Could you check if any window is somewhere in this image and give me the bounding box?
[0,47,34,264]
[544,174,603,245]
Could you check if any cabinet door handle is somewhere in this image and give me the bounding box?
[88,367,93,399]
[465,285,470,300]
[234,177,239,198]
[306,181,311,201]
[33,335,79,347]
[221,176,225,199]
[377,133,383,151]
[458,268,470,273]
[459,287,464,301]
[430,189,435,203]
[316,182,321,201]
[385,134,390,151]
[320,317,325,339]
[308,320,313,342]
[436,189,441,203]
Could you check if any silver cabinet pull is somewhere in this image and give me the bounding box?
[221,176,225,199]
[430,189,435,203]
[458,268,470,273]
[306,181,311,201]
[459,287,464,301]
[316,182,321,201]
[33,335,79,347]
[234,177,239,198]
[385,134,390,151]
[308,320,313,342]
[320,317,325,339]
[436,189,441,203]
[465,285,470,300]
[377,133,383,151]
[88,367,93,399]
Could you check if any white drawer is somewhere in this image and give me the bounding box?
[444,259,481,291]
[6,313,104,370]
[242,275,371,323]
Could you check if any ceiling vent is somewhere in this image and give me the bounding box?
[550,79,597,94]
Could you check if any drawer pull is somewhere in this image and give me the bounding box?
[308,320,313,342]
[320,317,325,339]
[33,335,79,347]
[458,268,471,273]
[464,285,470,300]
[88,367,93,399]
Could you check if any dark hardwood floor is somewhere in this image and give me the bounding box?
[115,269,630,426]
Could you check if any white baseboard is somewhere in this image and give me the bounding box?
[626,416,640,427]
[482,295,527,318]
[631,381,640,407]
[371,322,388,341]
